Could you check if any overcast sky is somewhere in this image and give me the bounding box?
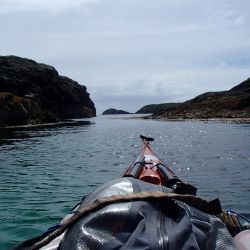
[1,0,249,113]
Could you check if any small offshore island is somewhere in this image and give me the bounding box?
[0,56,96,127]
[102,108,131,115]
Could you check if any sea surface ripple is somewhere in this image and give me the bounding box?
[0,115,249,249]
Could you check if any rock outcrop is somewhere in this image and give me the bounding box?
[102,108,131,115]
[148,78,250,120]
[0,56,96,126]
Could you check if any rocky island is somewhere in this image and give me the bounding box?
[102,108,131,115]
[0,56,96,127]
[147,78,250,121]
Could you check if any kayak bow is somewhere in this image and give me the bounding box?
[123,135,197,195]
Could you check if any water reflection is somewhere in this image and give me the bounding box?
[0,120,93,145]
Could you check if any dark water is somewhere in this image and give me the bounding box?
[0,116,250,249]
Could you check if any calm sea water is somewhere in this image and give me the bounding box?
[0,115,250,249]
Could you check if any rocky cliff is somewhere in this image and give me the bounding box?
[148,78,250,120]
[0,56,96,126]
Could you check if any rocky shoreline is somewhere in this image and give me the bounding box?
[143,116,250,124]
[97,113,250,124]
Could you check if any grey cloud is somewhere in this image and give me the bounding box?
[1,0,250,112]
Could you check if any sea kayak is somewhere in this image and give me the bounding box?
[13,135,249,250]
[123,135,197,195]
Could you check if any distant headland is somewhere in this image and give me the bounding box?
[99,77,250,122]
[145,78,250,121]
[135,103,180,114]
[0,56,96,127]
